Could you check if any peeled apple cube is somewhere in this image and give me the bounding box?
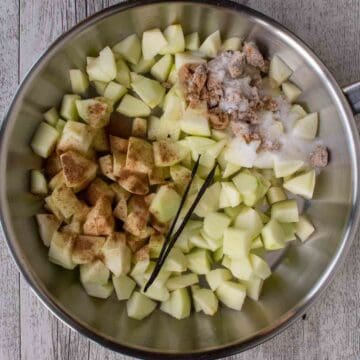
[193,288,219,316]
[250,254,271,280]
[203,212,231,240]
[292,113,318,140]
[271,199,299,223]
[219,182,241,208]
[186,136,216,160]
[187,249,212,274]
[295,215,315,241]
[166,273,199,291]
[269,55,292,84]
[115,58,131,87]
[261,219,286,250]
[225,138,261,168]
[93,81,107,96]
[130,56,156,74]
[174,220,201,254]
[142,28,168,59]
[222,255,231,270]
[69,69,89,95]
[234,206,263,238]
[142,281,170,302]
[163,248,187,272]
[216,281,246,311]
[194,182,221,218]
[290,104,307,119]
[282,222,296,242]
[213,247,224,262]
[180,107,211,136]
[104,81,127,102]
[56,119,66,133]
[60,94,81,121]
[112,274,136,300]
[196,231,222,251]
[230,256,253,281]
[232,171,258,206]
[282,81,301,102]
[82,282,114,299]
[30,122,59,158]
[76,97,113,129]
[30,170,48,195]
[267,186,287,205]
[86,47,117,82]
[127,291,157,320]
[48,231,76,270]
[206,269,232,291]
[112,34,141,65]
[223,227,252,258]
[222,163,241,178]
[221,37,242,51]
[161,287,191,320]
[273,159,304,178]
[150,54,173,82]
[283,169,316,199]
[80,260,110,285]
[131,75,165,108]
[251,236,263,249]
[175,52,206,70]
[160,24,185,54]
[224,205,242,220]
[36,214,61,247]
[199,30,221,58]
[43,107,59,126]
[153,140,188,167]
[185,32,200,51]
[245,275,264,301]
[117,94,151,117]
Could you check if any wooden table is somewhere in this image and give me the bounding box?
[0,1,359,359]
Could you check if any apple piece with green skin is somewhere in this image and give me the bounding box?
[142,28,168,59]
[30,170,48,195]
[205,269,232,291]
[48,231,76,270]
[159,24,185,54]
[60,94,81,121]
[131,74,166,108]
[163,247,187,272]
[261,218,286,250]
[223,227,252,258]
[127,291,157,320]
[180,106,211,136]
[36,214,61,247]
[150,54,173,82]
[293,112,318,140]
[117,94,151,117]
[112,274,136,300]
[216,281,246,311]
[273,159,304,178]
[185,32,200,51]
[153,140,188,167]
[245,275,264,301]
[203,212,231,240]
[219,182,242,208]
[269,55,292,84]
[295,215,315,241]
[283,169,316,199]
[103,81,127,102]
[166,273,199,291]
[234,206,263,238]
[175,52,206,70]
[199,30,221,58]
[112,34,141,65]
[43,107,59,126]
[230,256,253,281]
[115,58,131,87]
[186,249,212,275]
[282,81,302,102]
[194,182,221,218]
[221,37,242,51]
[271,199,299,223]
[193,288,219,315]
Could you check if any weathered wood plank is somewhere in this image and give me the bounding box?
[0,1,21,360]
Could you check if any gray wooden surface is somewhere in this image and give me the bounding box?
[0,0,359,359]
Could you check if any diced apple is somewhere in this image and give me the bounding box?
[219,182,241,208]
[224,137,261,168]
[216,281,246,311]
[269,55,292,84]
[36,214,61,247]
[72,235,105,264]
[117,94,151,117]
[295,215,315,241]
[93,81,107,96]
[273,159,304,178]
[185,32,200,51]
[112,274,136,300]
[82,282,114,299]
[261,218,286,250]
[103,81,127,102]
[30,122,59,158]
[267,186,287,205]
[167,64,178,84]
[282,222,296,242]
[271,199,299,223]
[282,81,301,102]
[223,227,252,258]
[224,205,243,221]
[222,163,241,178]
[76,97,112,128]
[186,249,212,274]
[69,69,89,95]
[180,107,211,136]
[234,206,263,238]
[174,220,201,254]
[118,168,149,195]
[60,94,81,121]
[222,255,231,270]
[161,287,191,319]
[283,169,316,199]
[127,291,157,320]
[150,54,173,82]
[160,24,185,54]
[113,34,141,65]
[44,196,64,222]
[166,273,199,291]
[80,260,110,285]
[142,28,168,59]
[131,117,147,138]
[232,170,259,206]
[86,47,117,82]
[131,74,165,108]
[250,253,271,280]
[190,232,220,251]
[221,37,242,51]
[293,113,318,140]
[230,256,253,281]
[153,140,187,167]
[125,137,154,175]
[186,136,215,161]
[115,58,131,87]
[245,275,264,301]
[290,104,307,119]
[251,236,263,249]
[174,52,206,70]
[43,107,59,126]
[193,288,218,315]
[194,182,221,218]
[30,170,48,195]
[130,56,156,74]
[199,30,221,58]
[213,247,223,262]
[205,269,232,291]
[163,247,187,272]
[203,212,231,240]
[51,184,84,219]
[48,231,76,270]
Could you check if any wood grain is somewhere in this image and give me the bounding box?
[0,0,359,359]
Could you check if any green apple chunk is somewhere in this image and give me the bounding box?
[86,47,117,82]
[142,28,168,59]
[117,94,151,117]
[250,253,271,280]
[142,281,170,302]
[167,64,178,84]
[225,138,261,168]
[222,163,241,178]
[185,32,200,51]
[76,97,113,128]
[61,94,81,121]
[43,107,59,126]
[216,281,246,311]
[113,34,141,65]
[127,291,157,320]
[230,256,253,281]
[267,186,287,205]
[130,56,156,74]
[282,222,296,242]
[36,214,61,247]
[180,107,211,136]
[223,227,252,258]
[175,52,206,70]
[163,248,187,272]
[271,199,299,223]
[245,275,264,301]
[149,233,165,258]
[213,247,223,262]
[30,122,59,158]
[170,165,191,194]
[174,220,201,253]
[205,269,232,291]
[251,236,263,249]
[131,74,165,108]
[222,255,231,270]
[186,136,216,161]
[282,81,301,102]
[193,288,219,316]
[69,69,89,95]
[224,205,243,221]
[93,81,107,96]
[115,58,131,87]
[186,249,212,274]
[150,54,173,82]
[283,169,316,199]
[292,113,318,140]
[203,212,231,240]
[149,185,181,223]
[104,81,127,102]
[194,182,221,218]
[160,24,185,54]
[126,137,154,174]
[80,260,110,284]
[166,273,199,291]
[82,282,114,299]
[290,104,307,119]
[30,169,48,195]
[261,218,286,250]
[112,274,136,300]
[221,37,242,51]
[295,215,315,241]
[190,232,221,252]
[273,159,304,178]
[234,206,263,238]
[219,182,241,208]
[190,285,201,312]
[48,231,76,270]
[161,287,191,319]
[232,170,259,207]
[153,140,188,167]
[199,30,221,58]
[269,55,292,84]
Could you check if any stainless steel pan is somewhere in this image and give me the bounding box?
[1,1,360,358]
